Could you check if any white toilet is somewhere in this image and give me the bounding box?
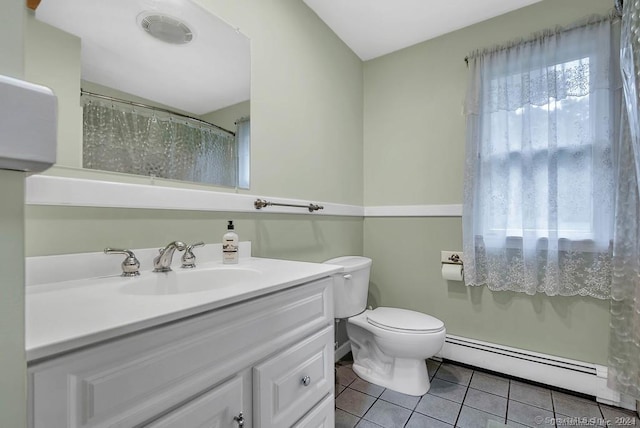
[325,256,446,396]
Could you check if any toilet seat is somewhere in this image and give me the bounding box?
[366,307,444,334]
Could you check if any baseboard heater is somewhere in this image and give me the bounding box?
[439,334,635,410]
[334,334,635,411]
[443,335,596,375]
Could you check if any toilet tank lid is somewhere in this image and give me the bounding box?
[367,307,444,332]
[323,256,372,271]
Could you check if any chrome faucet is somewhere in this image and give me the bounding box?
[153,241,186,272]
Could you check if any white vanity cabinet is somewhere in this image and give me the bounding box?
[28,277,335,428]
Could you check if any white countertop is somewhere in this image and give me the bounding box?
[26,257,341,362]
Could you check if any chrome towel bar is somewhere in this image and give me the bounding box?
[254,198,324,212]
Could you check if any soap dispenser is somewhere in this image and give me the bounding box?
[223,220,239,264]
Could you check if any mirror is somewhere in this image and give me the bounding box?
[32,0,250,188]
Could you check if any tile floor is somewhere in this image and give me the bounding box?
[335,359,638,428]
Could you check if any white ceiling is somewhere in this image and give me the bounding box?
[35,0,543,115]
[303,0,543,61]
[36,0,250,115]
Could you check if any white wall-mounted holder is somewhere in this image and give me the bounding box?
[0,75,57,172]
[441,251,464,281]
[440,251,463,264]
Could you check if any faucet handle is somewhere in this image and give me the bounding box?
[104,248,141,277]
[182,242,205,269]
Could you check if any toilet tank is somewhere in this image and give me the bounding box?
[324,256,372,319]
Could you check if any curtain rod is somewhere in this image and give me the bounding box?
[80,90,235,136]
[463,8,621,66]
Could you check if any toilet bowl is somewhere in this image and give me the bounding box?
[324,256,446,396]
[347,307,446,396]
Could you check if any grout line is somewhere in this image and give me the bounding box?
[505,379,511,424]
[404,411,411,428]
[453,370,472,427]
[334,406,363,421]
[508,396,556,413]
[359,399,377,426]
[467,384,509,399]
[359,391,380,426]
[403,390,422,428]
[431,361,442,378]
[596,395,605,419]
[550,390,558,428]
[336,405,365,419]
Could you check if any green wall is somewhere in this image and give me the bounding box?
[203,100,250,133]
[0,0,27,425]
[194,0,364,205]
[26,207,363,262]
[0,172,27,427]
[363,0,613,365]
[364,218,611,364]
[25,14,82,168]
[364,0,612,206]
[24,0,364,260]
[0,0,24,78]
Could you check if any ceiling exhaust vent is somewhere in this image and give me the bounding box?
[139,13,193,45]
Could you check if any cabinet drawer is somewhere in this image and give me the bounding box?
[292,394,335,428]
[30,278,332,428]
[253,327,333,428]
[144,376,243,428]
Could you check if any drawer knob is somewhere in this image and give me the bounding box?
[234,412,245,427]
[301,375,311,386]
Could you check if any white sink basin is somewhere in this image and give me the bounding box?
[120,266,262,295]
[26,255,343,361]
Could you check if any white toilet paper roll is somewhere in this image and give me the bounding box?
[441,264,463,281]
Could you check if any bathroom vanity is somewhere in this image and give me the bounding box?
[26,251,339,428]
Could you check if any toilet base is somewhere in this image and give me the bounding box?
[352,356,431,396]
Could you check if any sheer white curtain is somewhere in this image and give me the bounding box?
[608,0,640,399]
[463,16,618,298]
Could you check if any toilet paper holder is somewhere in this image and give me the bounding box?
[447,254,462,264]
[440,251,463,265]
[440,251,464,281]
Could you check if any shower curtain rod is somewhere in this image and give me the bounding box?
[80,90,235,136]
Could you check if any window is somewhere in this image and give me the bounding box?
[463,17,617,298]
[236,116,251,190]
[481,57,610,244]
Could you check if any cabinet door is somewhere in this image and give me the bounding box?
[292,394,334,428]
[144,376,244,428]
[253,327,333,428]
